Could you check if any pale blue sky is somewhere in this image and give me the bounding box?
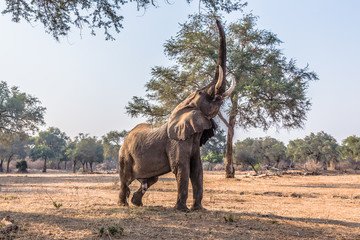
[0,0,359,144]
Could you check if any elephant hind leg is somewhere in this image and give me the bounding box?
[118,155,134,206]
[118,181,131,206]
[131,176,159,207]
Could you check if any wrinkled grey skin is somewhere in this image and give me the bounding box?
[118,87,225,211]
[118,19,230,212]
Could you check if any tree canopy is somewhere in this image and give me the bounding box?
[1,0,246,41]
[102,130,128,171]
[338,135,360,162]
[0,81,45,135]
[233,137,286,173]
[30,127,68,172]
[74,134,104,173]
[286,131,339,170]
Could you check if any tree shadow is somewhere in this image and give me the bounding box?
[1,206,360,240]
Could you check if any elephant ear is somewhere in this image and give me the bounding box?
[167,108,212,141]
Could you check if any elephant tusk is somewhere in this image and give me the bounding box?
[222,75,236,98]
[214,65,224,95]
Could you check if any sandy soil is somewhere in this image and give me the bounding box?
[0,171,359,239]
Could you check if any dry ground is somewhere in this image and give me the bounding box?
[0,171,360,239]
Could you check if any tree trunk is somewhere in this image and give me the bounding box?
[42,157,47,173]
[224,95,238,178]
[82,162,85,173]
[90,162,93,173]
[73,161,77,173]
[225,114,236,178]
[64,161,67,170]
[6,155,14,173]
[57,161,61,169]
[0,159,4,172]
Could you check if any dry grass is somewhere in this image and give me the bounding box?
[0,171,360,239]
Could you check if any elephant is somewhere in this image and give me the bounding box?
[118,20,235,212]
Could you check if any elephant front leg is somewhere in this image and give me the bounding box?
[190,155,205,211]
[174,163,190,212]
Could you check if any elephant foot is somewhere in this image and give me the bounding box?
[131,192,143,207]
[117,200,129,207]
[174,203,190,212]
[191,204,206,211]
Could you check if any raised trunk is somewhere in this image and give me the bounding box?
[42,157,47,173]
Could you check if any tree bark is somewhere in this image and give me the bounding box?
[6,155,14,173]
[42,157,47,173]
[223,95,238,178]
[64,161,67,170]
[225,114,236,178]
[90,162,93,173]
[0,159,3,172]
[73,161,77,173]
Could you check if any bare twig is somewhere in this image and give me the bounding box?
[107,229,113,240]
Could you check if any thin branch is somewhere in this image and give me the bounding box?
[217,112,234,135]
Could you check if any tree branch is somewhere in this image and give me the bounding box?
[218,112,234,136]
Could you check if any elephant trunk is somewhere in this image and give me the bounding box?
[214,19,227,96]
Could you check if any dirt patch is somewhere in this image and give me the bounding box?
[0,171,360,239]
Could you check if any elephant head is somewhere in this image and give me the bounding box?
[167,66,235,142]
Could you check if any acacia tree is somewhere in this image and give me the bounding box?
[233,137,286,173]
[338,136,360,162]
[0,81,45,135]
[286,131,339,169]
[126,13,318,177]
[1,0,245,41]
[0,135,28,173]
[58,140,77,170]
[102,130,128,170]
[74,135,104,173]
[30,127,68,172]
[233,138,262,173]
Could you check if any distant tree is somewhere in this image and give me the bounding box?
[338,135,360,169]
[0,134,28,173]
[261,137,286,169]
[58,140,77,170]
[0,81,45,135]
[1,0,245,41]
[102,130,128,170]
[126,13,318,178]
[74,135,104,173]
[287,132,339,170]
[201,129,226,164]
[233,138,262,174]
[30,127,68,172]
